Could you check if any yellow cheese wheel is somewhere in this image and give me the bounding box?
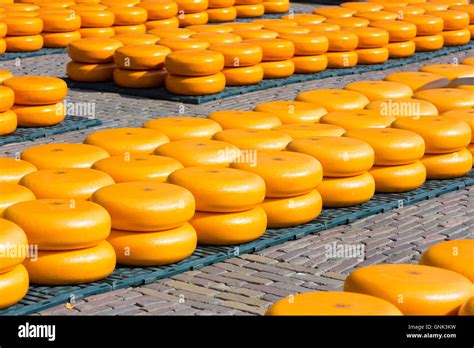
[420,240,474,282]
[186,24,233,33]
[349,27,389,48]
[0,183,35,217]
[281,14,326,26]
[168,167,265,212]
[109,6,147,26]
[0,110,17,135]
[11,103,65,127]
[112,24,147,35]
[414,88,474,113]
[40,13,81,32]
[402,14,444,35]
[345,128,425,165]
[355,10,398,21]
[442,108,474,139]
[421,148,472,179]
[287,136,375,177]
[234,29,278,40]
[234,4,265,17]
[412,2,449,11]
[356,47,389,64]
[19,168,114,200]
[275,123,345,138]
[263,25,310,36]
[222,64,264,86]
[84,127,169,155]
[191,32,242,44]
[459,297,474,316]
[190,207,266,245]
[68,38,123,63]
[154,139,240,167]
[178,12,209,27]
[1,3,39,11]
[147,28,196,39]
[79,27,116,39]
[461,57,474,66]
[165,73,225,95]
[42,31,80,48]
[137,1,178,20]
[434,0,470,5]
[292,54,328,74]
[4,35,43,52]
[92,154,182,183]
[112,33,160,46]
[0,86,14,112]
[176,0,209,13]
[326,51,358,68]
[4,76,67,106]
[266,291,403,316]
[232,151,322,197]
[24,241,116,285]
[313,6,355,18]
[412,34,444,51]
[345,80,413,101]
[208,0,235,8]
[427,9,470,30]
[113,44,170,70]
[108,223,197,266]
[320,109,395,129]
[325,17,370,29]
[208,110,281,130]
[0,158,37,185]
[366,98,439,116]
[386,40,415,57]
[277,33,328,55]
[262,1,289,13]
[67,61,115,82]
[113,68,167,88]
[242,38,294,61]
[370,161,426,192]
[0,69,12,84]
[0,218,28,273]
[0,265,29,309]
[206,7,237,22]
[145,17,180,30]
[420,64,474,80]
[214,128,292,150]
[226,22,263,31]
[70,4,108,11]
[384,5,426,15]
[303,23,341,32]
[101,0,139,6]
[296,89,370,111]
[4,199,110,250]
[165,49,224,76]
[3,10,39,18]
[159,37,210,51]
[254,100,328,124]
[370,20,417,41]
[261,59,294,78]
[341,2,384,12]
[469,143,474,163]
[318,172,375,207]
[450,4,474,23]
[144,116,222,141]
[208,42,262,67]
[344,264,473,315]
[392,116,472,153]
[2,16,43,36]
[311,30,359,51]
[385,71,449,92]
[442,29,471,46]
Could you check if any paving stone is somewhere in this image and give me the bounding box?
[165,280,219,297]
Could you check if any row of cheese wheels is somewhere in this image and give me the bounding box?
[0,74,67,134]
[266,239,474,316]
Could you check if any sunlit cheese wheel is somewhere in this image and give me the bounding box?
[70,4,108,11]
[208,0,234,7]
[101,0,139,6]
[414,88,474,113]
[277,33,328,56]
[0,158,36,185]
[164,49,224,76]
[232,151,322,197]
[208,43,262,67]
[412,2,449,11]
[254,100,328,124]
[0,86,13,112]
[79,27,116,39]
[3,10,39,18]
[356,47,389,64]
[0,265,29,309]
[2,16,43,36]
[392,116,472,153]
[421,148,472,179]
[296,89,370,111]
[191,32,242,44]
[325,17,370,29]
[292,54,328,74]
[320,109,395,129]
[234,29,278,40]
[92,154,183,183]
[136,1,178,20]
[40,13,81,32]
[213,128,292,150]
[341,1,384,12]
[112,24,147,35]
[206,7,237,22]
[190,207,265,245]
[262,0,290,13]
[241,38,294,61]
[165,73,225,95]
[366,98,439,116]
[4,35,43,52]
[0,184,34,217]
[401,14,444,35]
[434,0,470,5]
[11,103,65,127]
[261,59,295,78]
[1,3,39,11]
[145,17,180,30]
[450,4,474,23]
[442,108,474,139]
[222,64,263,86]
[281,14,325,26]
[370,20,416,41]
[263,25,310,36]
[311,30,358,51]
[144,117,222,141]
[24,241,115,285]
[344,263,473,315]
[386,40,415,57]
[355,10,398,21]
[303,23,341,32]
[84,127,169,156]
[266,291,402,316]
[186,24,233,33]
[108,223,196,266]
[287,136,375,177]
[108,6,147,26]
[112,33,160,46]
[68,38,123,63]
[384,5,426,15]
[275,123,345,138]
[412,34,444,52]
[0,70,12,85]
[427,9,469,30]
[3,76,65,106]
[176,0,208,13]
[67,61,115,82]
[159,37,210,51]
[253,20,298,27]
[326,51,358,68]
[113,68,167,88]
[226,22,263,31]
[370,161,426,192]
[0,110,17,135]
[0,39,5,54]
[0,218,27,273]
[420,64,474,80]
[234,4,265,17]
[313,6,355,18]
[76,11,114,28]
[208,110,281,130]
[345,81,413,101]
[4,199,110,251]
[349,27,389,48]
[459,297,474,315]
[113,45,170,70]
[148,28,196,39]
[318,172,375,207]
[442,29,471,46]
[420,239,474,282]
[178,12,209,27]
[41,31,81,48]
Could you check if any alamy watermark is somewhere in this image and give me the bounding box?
[324,242,365,262]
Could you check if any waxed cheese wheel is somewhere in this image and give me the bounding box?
[414,88,474,112]
[401,14,444,35]
[42,31,81,48]
[4,35,44,52]
[166,73,225,95]
[40,13,81,32]
[426,10,470,30]
[109,6,148,26]
[2,16,43,36]
[3,76,67,106]
[67,61,115,82]
[370,20,417,42]
[77,10,115,28]
[208,42,263,67]
[369,161,426,193]
[113,68,167,88]
[222,64,264,85]
[206,7,237,22]
[0,86,14,112]
[68,38,123,63]
[137,1,178,20]
[317,172,375,207]
[114,44,171,70]
[164,49,224,76]
[296,89,369,111]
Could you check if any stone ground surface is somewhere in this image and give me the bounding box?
[0,2,472,316]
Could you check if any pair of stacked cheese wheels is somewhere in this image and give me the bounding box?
[262,0,290,15]
[138,0,179,32]
[1,14,44,52]
[206,0,237,23]
[429,8,471,47]
[75,5,116,39]
[176,0,209,27]
[39,10,81,48]
[267,239,474,315]
[109,5,147,36]
[0,74,15,135]
[234,0,265,19]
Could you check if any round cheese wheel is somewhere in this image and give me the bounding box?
[325,17,370,29]
[208,42,262,67]
[345,80,413,101]
[0,86,14,112]
[234,4,265,18]
[67,61,115,82]
[0,265,29,309]
[12,103,65,127]
[413,34,444,51]
[178,12,209,27]
[144,116,222,141]
[412,2,449,11]
[384,5,426,15]
[113,68,167,88]
[318,172,375,207]
[206,7,237,22]
[386,40,416,58]
[254,100,327,124]
[356,47,389,64]
[370,20,417,41]
[186,24,234,33]
[3,76,67,106]
[191,32,242,44]
[414,88,474,112]
[421,148,472,179]
[0,183,35,217]
[165,49,224,76]
[2,16,43,36]
[234,29,278,40]
[159,38,210,51]
[242,38,294,61]
[213,128,292,150]
[176,0,209,13]
[341,2,384,12]
[442,29,471,46]
[68,38,123,63]
[263,25,310,36]
[349,27,390,48]
[109,6,147,26]
[355,10,398,21]
[0,158,37,185]
[112,33,160,46]
[292,54,328,74]
[0,70,12,84]
[42,31,81,48]
[226,22,263,31]
[114,44,170,70]
[426,9,470,30]
[147,28,196,39]
[370,161,426,192]
[101,0,139,6]
[402,14,444,35]
[366,98,439,116]
[303,23,341,32]
[40,13,81,32]
[313,6,355,18]
[296,89,369,111]
[0,218,28,273]
[4,35,44,52]
[320,108,395,130]
[442,108,474,139]
[79,27,116,39]
[420,64,474,80]
[166,72,225,95]
[277,33,328,55]
[260,59,295,78]
[311,29,359,51]
[112,24,147,35]
[281,14,326,26]
[326,51,358,68]
[262,1,290,14]
[208,0,235,8]
[137,1,178,20]
[222,64,264,85]
[145,17,180,30]
[275,123,345,138]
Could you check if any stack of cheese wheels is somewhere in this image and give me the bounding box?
[427,9,471,46]
[442,107,474,164]
[206,0,236,23]
[209,42,264,85]
[345,128,427,192]
[244,38,295,78]
[0,21,6,53]
[233,151,323,228]
[234,0,264,18]
[176,0,209,27]
[311,29,359,68]
[4,76,67,127]
[91,181,197,266]
[138,0,179,32]
[262,0,289,14]
[344,263,473,315]
[451,4,474,38]
[349,26,389,65]
[67,38,123,82]
[109,6,147,35]
[0,219,29,309]
[164,49,226,95]
[0,81,16,135]
[4,199,116,285]
[168,167,267,245]
[401,13,445,52]
[370,19,417,58]
[2,15,44,52]
[112,44,170,88]
[392,115,472,179]
[40,10,82,48]
[76,7,116,39]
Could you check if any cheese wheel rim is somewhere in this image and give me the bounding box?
[3,76,67,105]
